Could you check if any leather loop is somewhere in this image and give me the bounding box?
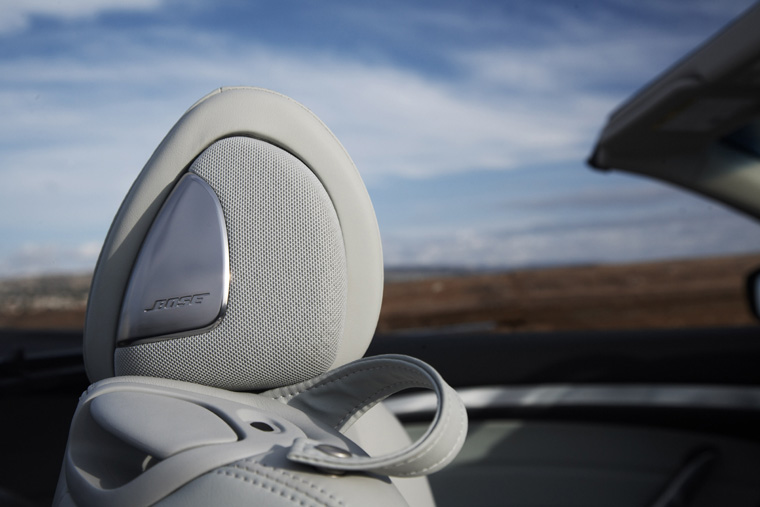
[262,354,468,477]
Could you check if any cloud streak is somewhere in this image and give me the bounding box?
[0,242,101,278]
[0,0,163,34]
[382,206,760,269]
[0,38,609,179]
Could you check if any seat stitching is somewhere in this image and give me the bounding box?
[229,461,345,507]
[393,393,467,476]
[334,379,419,429]
[271,364,426,402]
[215,469,328,507]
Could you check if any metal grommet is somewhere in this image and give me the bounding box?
[314,444,352,476]
[315,444,352,458]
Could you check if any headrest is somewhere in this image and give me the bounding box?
[84,87,383,391]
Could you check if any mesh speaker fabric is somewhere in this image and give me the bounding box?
[114,137,348,390]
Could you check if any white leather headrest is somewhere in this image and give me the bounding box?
[84,87,383,390]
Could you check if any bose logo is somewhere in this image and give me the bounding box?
[144,293,210,312]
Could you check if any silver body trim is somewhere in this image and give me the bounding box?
[117,173,230,344]
[385,385,760,416]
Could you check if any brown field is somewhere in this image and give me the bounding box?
[0,274,91,330]
[379,253,760,333]
[1,253,760,333]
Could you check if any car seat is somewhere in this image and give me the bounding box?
[53,87,466,506]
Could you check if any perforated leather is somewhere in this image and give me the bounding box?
[85,88,383,386]
[63,88,448,507]
[115,137,348,389]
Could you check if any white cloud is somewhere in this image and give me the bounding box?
[0,0,162,34]
[0,89,181,234]
[458,38,683,95]
[0,241,101,278]
[1,1,757,277]
[0,34,614,188]
[382,199,760,269]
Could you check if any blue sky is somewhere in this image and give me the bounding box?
[1,0,760,277]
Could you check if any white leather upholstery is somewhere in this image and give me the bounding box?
[263,355,468,477]
[345,405,436,507]
[84,87,383,385]
[55,375,408,507]
[55,355,467,506]
[56,87,463,506]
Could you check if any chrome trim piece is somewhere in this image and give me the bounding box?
[385,385,760,417]
[117,173,230,344]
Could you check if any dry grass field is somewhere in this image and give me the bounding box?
[378,253,760,333]
[1,253,759,333]
[0,274,91,330]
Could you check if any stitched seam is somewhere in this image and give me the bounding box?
[271,364,425,402]
[395,400,467,477]
[275,365,416,400]
[269,368,380,401]
[292,385,453,475]
[334,379,419,429]
[232,461,345,507]
[384,390,454,471]
[230,465,339,506]
[269,358,464,477]
[215,469,327,507]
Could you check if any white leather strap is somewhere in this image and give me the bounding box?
[262,354,468,477]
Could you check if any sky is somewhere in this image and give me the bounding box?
[1,0,760,278]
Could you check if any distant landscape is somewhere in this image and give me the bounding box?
[1,253,760,333]
[378,253,760,334]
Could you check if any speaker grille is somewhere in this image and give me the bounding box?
[114,137,348,390]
